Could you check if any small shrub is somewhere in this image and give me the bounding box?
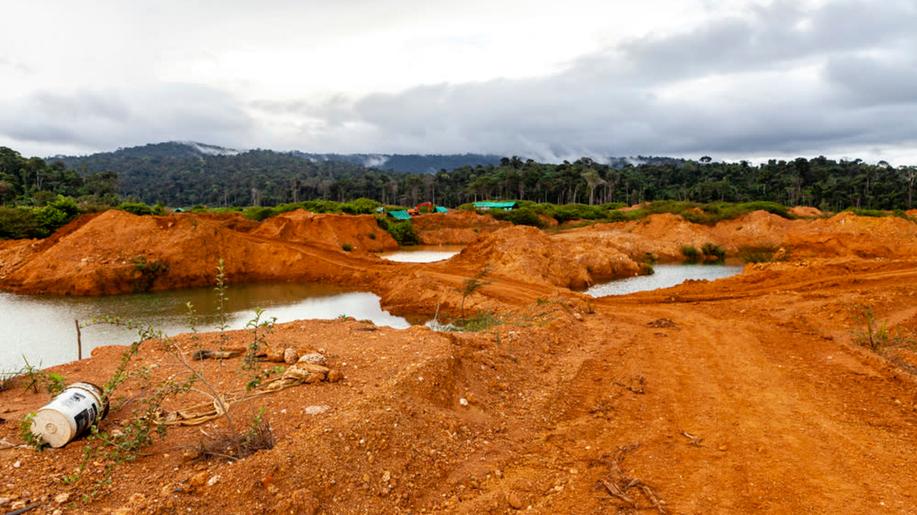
[368,232,377,240]
[196,409,275,461]
[701,243,726,263]
[131,256,170,292]
[681,245,701,264]
[341,242,353,252]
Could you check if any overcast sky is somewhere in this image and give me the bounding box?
[1,0,916,163]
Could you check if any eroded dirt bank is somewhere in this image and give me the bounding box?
[1,209,916,513]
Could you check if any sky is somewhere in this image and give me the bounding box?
[1,0,916,164]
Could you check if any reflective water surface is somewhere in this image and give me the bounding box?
[379,245,464,263]
[586,264,743,297]
[0,283,409,370]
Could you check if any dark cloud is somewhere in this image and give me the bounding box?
[273,0,917,160]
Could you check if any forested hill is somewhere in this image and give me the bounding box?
[14,141,916,210]
[289,151,502,173]
[50,142,504,206]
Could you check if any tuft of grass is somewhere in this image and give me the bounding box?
[453,312,502,332]
[196,408,275,461]
[341,242,353,252]
[854,306,890,351]
[20,412,45,451]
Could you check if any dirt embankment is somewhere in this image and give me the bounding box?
[557,210,917,263]
[411,211,510,245]
[3,208,916,306]
[0,210,388,295]
[250,209,397,252]
[450,226,644,290]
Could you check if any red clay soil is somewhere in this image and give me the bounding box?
[555,210,917,263]
[411,211,510,245]
[1,210,917,514]
[0,210,395,295]
[250,209,398,253]
[788,205,823,217]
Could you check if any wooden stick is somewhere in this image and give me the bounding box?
[75,319,82,360]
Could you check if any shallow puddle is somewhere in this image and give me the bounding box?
[586,264,743,297]
[0,283,408,370]
[379,245,464,263]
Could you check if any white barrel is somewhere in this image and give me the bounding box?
[31,382,107,448]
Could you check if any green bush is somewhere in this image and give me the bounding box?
[701,243,726,263]
[341,243,353,252]
[376,217,418,246]
[681,245,701,264]
[117,201,163,216]
[340,198,381,215]
[242,206,276,221]
[491,207,544,228]
[551,203,607,222]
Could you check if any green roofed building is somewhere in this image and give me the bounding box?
[387,210,412,220]
[473,201,518,211]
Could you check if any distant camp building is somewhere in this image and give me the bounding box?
[472,201,518,211]
[386,210,412,221]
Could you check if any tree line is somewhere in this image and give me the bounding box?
[2,143,916,240]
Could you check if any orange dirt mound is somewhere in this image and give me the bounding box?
[788,206,823,217]
[451,225,643,290]
[250,209,397,252]
[558,210,917,262]
[0,210,382,295]
[411,211,510,245]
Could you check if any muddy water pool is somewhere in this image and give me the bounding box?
[379,245,464,263]
[586,264,743,297]
[0,283,408,370]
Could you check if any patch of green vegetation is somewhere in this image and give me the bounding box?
[681,245,701,264]
[375,216,418,246]
[450,311,502,332]
[20,412,45,451]
[844,208,916,222]
[131,256,170,293]
[479,200,797,229]
[341,242,353,252]
[701,242,726,263]
[491,207,545,228]
[238,198,383,221]
[116,201,165,216]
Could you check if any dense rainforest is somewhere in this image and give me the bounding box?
[48,142,917,212]
[1,141,915,239]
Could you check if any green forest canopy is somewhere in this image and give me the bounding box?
[1,144,916,239]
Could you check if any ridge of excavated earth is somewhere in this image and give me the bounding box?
[1,208,916,514]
